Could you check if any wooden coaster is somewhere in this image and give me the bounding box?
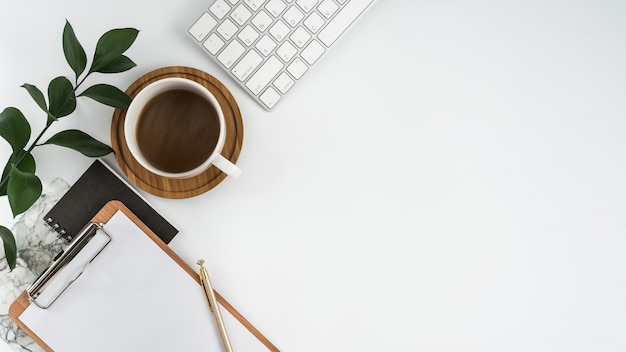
[111,66,244,199]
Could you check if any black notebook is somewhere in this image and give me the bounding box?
[44,159,178,243]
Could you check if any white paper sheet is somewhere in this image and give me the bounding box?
[20,211,268,351]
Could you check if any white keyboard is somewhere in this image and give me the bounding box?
[188,0,376,110]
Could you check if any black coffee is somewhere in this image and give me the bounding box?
[136,89,220,174]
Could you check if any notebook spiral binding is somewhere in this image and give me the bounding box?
[44,217,72,242]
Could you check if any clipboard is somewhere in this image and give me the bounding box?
[9,200,279,351]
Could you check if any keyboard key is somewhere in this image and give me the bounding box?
[276,41,297,62]
[244,0,266,11]
[318,0,339,19]
[189,12,217,41]
[287,57,308,79]
[269,20,290,41]
[301,40,325,64]
[246,56,283,94]
[210,0,231,19]
[255,34,277,56]
[290,27,311,48]
[304,12,324,33]
[319,0,373,47]
[232,50,263,81]
[218,40,246,68]
[273,72,295,93]
[252,10,273,31]
[238,25,260,46]
[266,0,287,17]
[259,87,281,109]
[217,19,238,40]
[283,7,304,27]
[203,33,225,54]
[231,4,253,25]
[296,0,318,12]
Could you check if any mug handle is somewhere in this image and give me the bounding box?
[213,154,242,178]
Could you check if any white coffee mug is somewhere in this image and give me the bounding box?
[124,77,241,179]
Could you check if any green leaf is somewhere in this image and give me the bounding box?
[48,76,76,118]
[0,225,17,271]
[0,107,31,152]
[92,55,136,74]
[43,129,114,157]
[79,84,131,109]
[63,20,87,81]
[89,28,139,74]
[7,166,42,217]
[0,150,36,196]
[21,83,48,113]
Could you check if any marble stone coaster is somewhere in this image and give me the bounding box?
[0,178,70,352]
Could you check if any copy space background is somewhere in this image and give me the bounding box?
[1,1,626,351]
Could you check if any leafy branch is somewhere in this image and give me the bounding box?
[0,21,139,270]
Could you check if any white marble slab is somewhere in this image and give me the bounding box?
[0,179,69,352]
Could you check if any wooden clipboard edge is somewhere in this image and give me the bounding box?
[9,291,49,350]
[9,200,279,352]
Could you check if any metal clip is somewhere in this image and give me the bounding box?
[27,222,112,309]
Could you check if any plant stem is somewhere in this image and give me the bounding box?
[0,72,91,188]
[76,75,88,90]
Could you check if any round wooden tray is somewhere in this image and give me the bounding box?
[111,66,244,199]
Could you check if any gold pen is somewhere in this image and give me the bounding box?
[197,259,233,352]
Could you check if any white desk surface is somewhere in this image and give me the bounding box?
[2,1,626,351]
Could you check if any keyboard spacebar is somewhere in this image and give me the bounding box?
[318,0,374,47]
